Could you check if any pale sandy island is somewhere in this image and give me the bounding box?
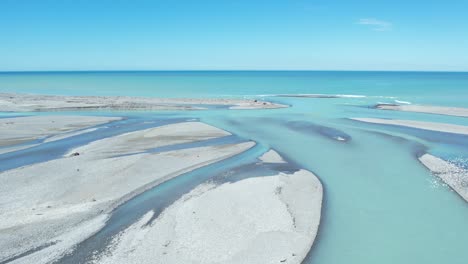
[0,121,255,263]
[0,93,287,112]
[275,94,366,99]
[419,154,468,202]
[259,149,287,163]
[93,150,323,264]
[375,104,468,118]
[351,118,468,135]
[0,115,121,148]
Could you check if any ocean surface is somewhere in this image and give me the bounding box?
[1,71,467,264]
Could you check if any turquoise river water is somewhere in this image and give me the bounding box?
[0,71,467,264]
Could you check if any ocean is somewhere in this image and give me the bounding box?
[1,71,467,264]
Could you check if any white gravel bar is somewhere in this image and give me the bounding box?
[351,117,468,135]
[0,93,287,112]
[0,115,121,147]
[419,154,468,202]
[0,121,255,264]
[94,151,323,264]
[375,104,468,118]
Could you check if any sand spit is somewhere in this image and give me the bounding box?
[419,154,468,202]
[0,115,121,148]
[274,93,366,99]
[259,149,287,163]
[94,151,323,264]
[68,121,231,158]
[351,118,468,136]
[0,122,255,263]
[375,104,468,118]
[0,93,287,112]
[43,127,99,143]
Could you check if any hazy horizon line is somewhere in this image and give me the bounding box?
[1,69,468,73]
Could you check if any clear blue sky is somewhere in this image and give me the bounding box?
[1,0,467,71]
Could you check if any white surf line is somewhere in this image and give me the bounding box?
[419,154,468,202]
[0,93,288,112]
[351,118,468,136]
[93,150,323,264]
[375,104,468,118]
[394,100,411,104]
[0,121,255,264]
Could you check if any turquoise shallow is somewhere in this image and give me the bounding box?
[1,71,467,264]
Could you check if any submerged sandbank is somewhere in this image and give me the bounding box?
[0,93,287,112]
[93,150,323,264]
[0,115,121,148]
[375,104,468,118]
[419,154,468,202]
[351,118,468,136]
[0,121,254,263]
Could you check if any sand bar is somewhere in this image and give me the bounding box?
[68,121,231,158]
[0,115,121,148]
[375,104,468,118]
[0,121,255,263]
[351,117,468,135]
[94,151,322,264]
[0,93,287,112]
[419,154,468,202]
[274,93,366,99]
[259,149,287,163]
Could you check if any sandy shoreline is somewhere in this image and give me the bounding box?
[351,117,468,135]
[0,93,287,112]
[419,154,468,202]
[93,150,323,264]
[0,121,255,263]
[375,104,468,118]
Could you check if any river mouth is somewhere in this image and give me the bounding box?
[1,71,468,264]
